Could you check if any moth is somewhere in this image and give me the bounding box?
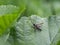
[33,23,43,31]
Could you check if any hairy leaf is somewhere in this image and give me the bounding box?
[0,5,25,35]
[0,15,60,45]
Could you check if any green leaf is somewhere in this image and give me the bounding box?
[14,15,60,45]
[49,16,60,45]
[0,15,60,45]
[0,15,50,45]
[0,5,25,35]
[11,15,50,45]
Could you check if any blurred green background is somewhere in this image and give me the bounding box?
[0,0,60,17]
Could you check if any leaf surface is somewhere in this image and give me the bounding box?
[0,5,25,35]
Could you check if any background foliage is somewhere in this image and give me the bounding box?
[0,0,60,45]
